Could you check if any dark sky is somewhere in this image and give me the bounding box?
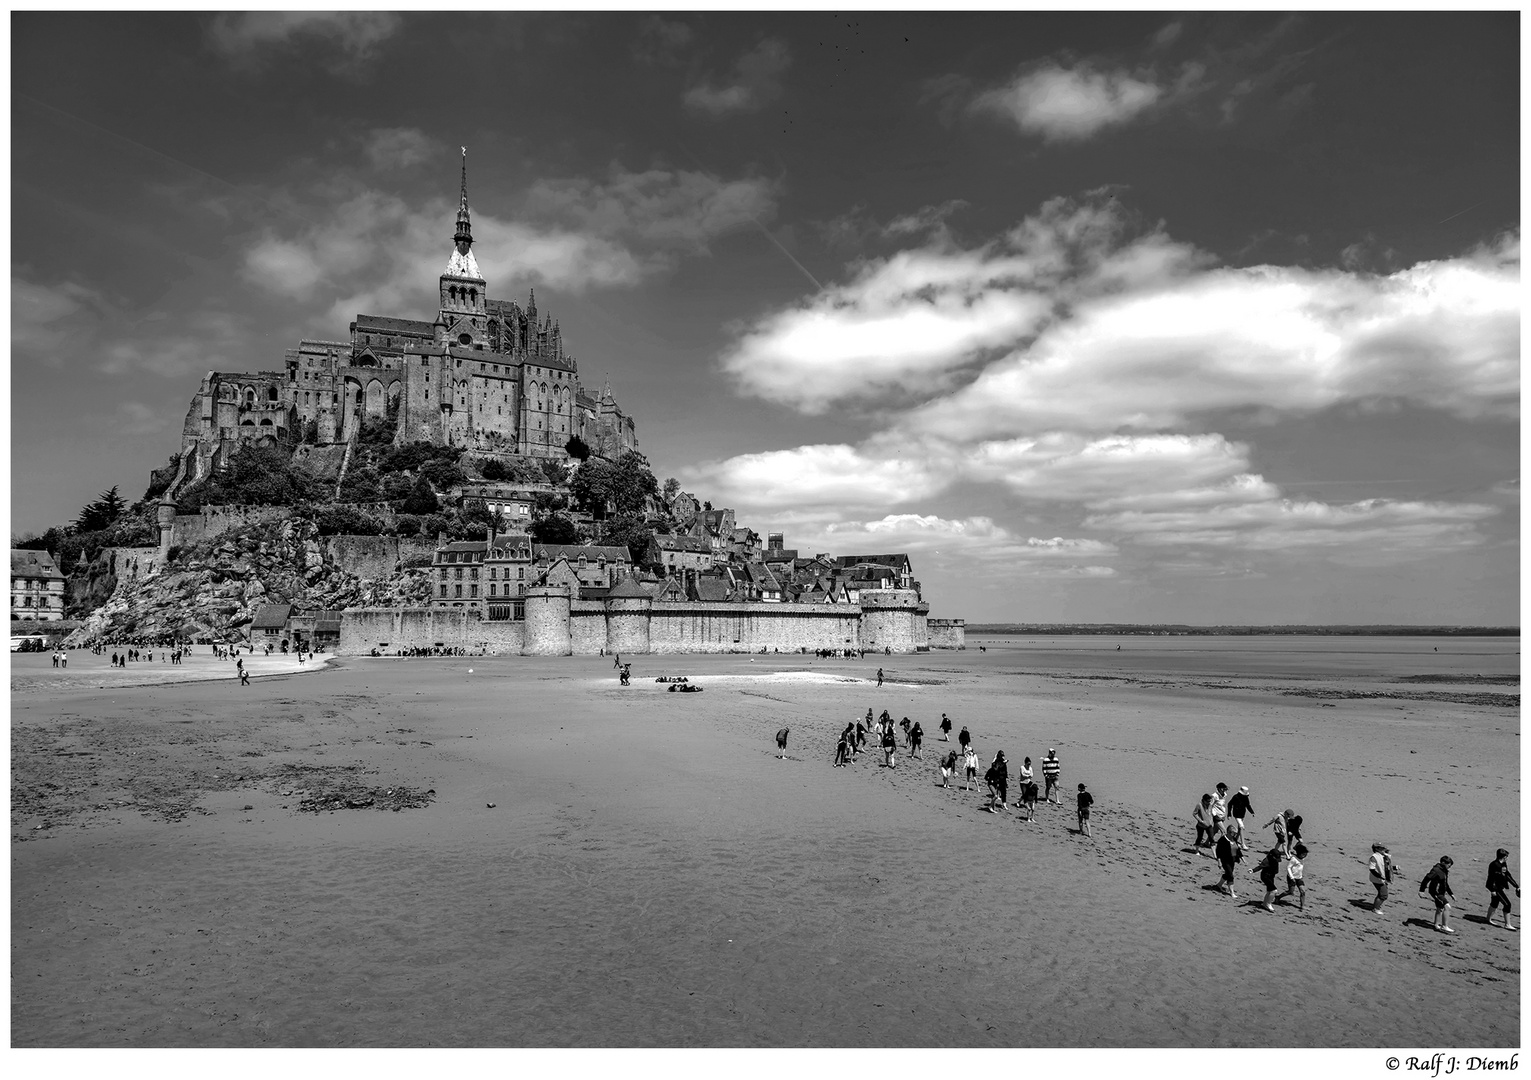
[10,12,1520,623]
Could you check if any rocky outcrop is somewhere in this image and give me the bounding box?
[67,516,433,644]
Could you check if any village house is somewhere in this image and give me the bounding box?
[11,550,66,621]
[250,603,293,647]
[644,533,715,573]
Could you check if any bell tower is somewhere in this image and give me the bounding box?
[438,146,488,349]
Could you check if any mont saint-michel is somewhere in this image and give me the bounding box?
[29,153,959,657]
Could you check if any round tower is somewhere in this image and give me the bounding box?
[521,584,572,656]
[858,589,930,654]
[604,574,653,655]
[156,498,178,556]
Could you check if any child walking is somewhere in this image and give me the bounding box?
[1419,855,1457,934]
[963,746,979,791]
[1487,848,1520,931]
[1076,783,1093,837]
[939,749,957,788]
[1282,844,1308,911]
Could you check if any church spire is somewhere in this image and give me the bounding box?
[444,146,481,280]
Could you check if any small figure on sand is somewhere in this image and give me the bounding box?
[239,667,251,687]
[1254,846,1284,910]
[1076,783,1093,837]
[833,732,850,767]
[854,718,867,752]
[1368,843,1395,912]
[1213,821,1241,899]
[939,749,957,787]
[1486,848,1519,930]
[962,746,979,790]
[1020,778,1040,822]
[876,667,884,687]
[909,720,923,759]
[881,725,897,769]
[1282,844,1308,911]
[619,665,631,686]
[900,716,912,748]
[957,725,971,753]
[1211,783,1229,820]
[939,714,952,741]
[1041,749,1061,803]
[1420,855,1456,933]
[984,751,1008,812]
[775,727,790,759]
[1194,794,1216,849]
[1228,785,1253,831]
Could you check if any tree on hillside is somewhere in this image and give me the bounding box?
[540,459,569,486]
[178,444,324,510]
[599,512,654,563]
[662,477,680,503]
[564,435,591,461]
[479,458,508,481]
[529,513,580,545]
[570,450,658,520]
[400,474,439,515]
[74,486,127,533]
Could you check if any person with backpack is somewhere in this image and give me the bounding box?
[1486,848,1519,931]
[1367,843,1396,913]
[1420,856,1457,934]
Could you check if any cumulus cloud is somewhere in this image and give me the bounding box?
[684,38,790,116]
[242,166,779,322]
[723,195,1520,432]
[12,277,105,358]
[681,441,948,513]
[762,513,1118,573]
[972,62,1163,141]
[361,128,442,170]
[962,433,1256,503]
[1087,497,1499,560]
[207,12,401,69]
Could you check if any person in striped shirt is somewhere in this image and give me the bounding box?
[1041,749,1061,803]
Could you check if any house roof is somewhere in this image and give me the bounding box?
[606,574,652,599]
[692,575,732,603]
[11,550,63,579]
[251,604,293,630]
[535,544,629,562]
[354,314,435,336]
[438,541,490,554]
[652,534,712,554]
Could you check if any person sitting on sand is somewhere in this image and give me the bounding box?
[1420,855,1456,933]
[1254,846,1284,911]
[939,749,957,788]
[1486,848,1520,931]
[940,714,952,741]
[1076,783,1093,837]
[1194,794,1216,848]
[1368,844,1395,912]
[1282,844,1308,911]
[963,746,979,791]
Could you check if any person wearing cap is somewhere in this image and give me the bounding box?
[1368,843,1396,912]
[1486,849,1519,931]
[1419,855,1457,933]
[1041,749,1061,803]
[1227,785,1253,829]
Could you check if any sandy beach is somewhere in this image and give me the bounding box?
[11,635,1518,1046]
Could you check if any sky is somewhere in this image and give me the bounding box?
[9,11,1521,625]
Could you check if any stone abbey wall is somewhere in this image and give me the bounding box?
[339,607,525,655]
[647,602,864,654]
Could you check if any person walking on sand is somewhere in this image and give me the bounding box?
[1211,783,1229,821]
[939,749,957,788]
[239,667,251,687]
[1486,848,1519,931]
[1254,846,1284,911]
[1213,821,1240,900]
[963,746,979,791]
[876,667,884,687]
[1076,783,1093,837]
[1020,778,1040,822]
[1194,794,1216,849]
[1420,855,1457,933]
[1017,755,1034,792]
[776,727,790,759]
[1262,809,1291,854]
[1282,844,1308,912]
[957,726,971,754]
[910,721,923,759]
[833,733,850,767]
[1228,786,1253,831]
[854,718,867,753]
[900,716,912,749]
[1284,814,1303,856]
[1041,749,1061,803]
[1368,843,1396,912]
[939,714,952,741]
[985,751,1008,812]
[882,725,898,769]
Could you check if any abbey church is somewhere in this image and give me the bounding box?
[163,152,638,498]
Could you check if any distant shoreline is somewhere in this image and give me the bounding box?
[968,625,1519,637]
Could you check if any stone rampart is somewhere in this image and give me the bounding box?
[338,607,524,654]
[648,602,862,654]
[928,618,966,649]
[857,590,930,654]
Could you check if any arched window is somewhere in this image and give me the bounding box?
[449,285,459,302]
[245,389,256,407]
[267,386,279,401]
[468,288,477,304]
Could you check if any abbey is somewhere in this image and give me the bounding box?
[166,152,637,497]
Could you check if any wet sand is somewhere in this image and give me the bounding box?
[11,637,1519,1046]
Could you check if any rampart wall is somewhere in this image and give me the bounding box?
[928,618,966,650]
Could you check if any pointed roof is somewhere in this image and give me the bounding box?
[607,573,652,600]
[445,146,482,280]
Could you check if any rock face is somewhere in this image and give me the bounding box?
[67,517,433,644]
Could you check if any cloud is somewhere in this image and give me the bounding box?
[1087,497,1500,561]
[681,442,948,513]
[684,38,791,116]
[241,166,779,322]
[963,433,1258,503]
[633,15,694,65]
[972,62,1163,141]
[361,128,442,171]
[12,277,106,359]
[207,12,401,69]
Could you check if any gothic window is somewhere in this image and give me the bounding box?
[268,386,279,401]
[468,288,477,303]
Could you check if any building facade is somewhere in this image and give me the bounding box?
[162,150,639,501]
[11,550,66,621]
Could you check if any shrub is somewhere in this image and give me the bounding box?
[314,504,384,536]
[479,458,508,481]
[401,474,440,515]
[337,467,383,503]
